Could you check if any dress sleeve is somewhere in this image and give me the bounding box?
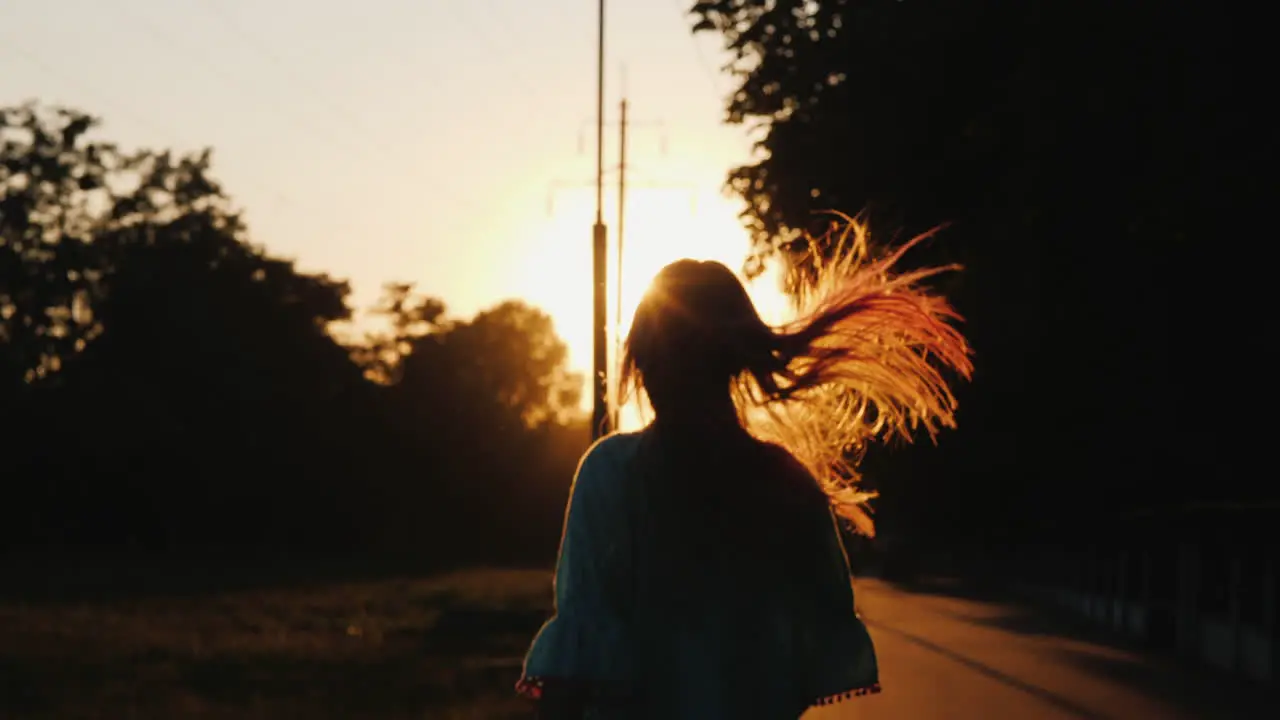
[517,438,633,702]
[799,505,881,707]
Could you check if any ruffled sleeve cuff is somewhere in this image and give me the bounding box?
[810,682,882,707]
[803,612,881,708]
[516,609,633,701]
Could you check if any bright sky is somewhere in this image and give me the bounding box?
[1,0,794,421]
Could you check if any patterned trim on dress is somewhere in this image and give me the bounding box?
[515,676,547,699]
[523,676,881,707]
[809,683,882,706]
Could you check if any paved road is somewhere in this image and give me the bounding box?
[804,579,1277,720]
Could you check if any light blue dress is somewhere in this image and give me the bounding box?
[518,431,880,719]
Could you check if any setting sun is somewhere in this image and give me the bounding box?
[514,183,792,430]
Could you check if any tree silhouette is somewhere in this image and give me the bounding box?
[689,1,1274,541]
[356,282,448,384]
[370,296,587,561]
[2,103,588,564]
[401,300,581,429]
[2,104,119,390]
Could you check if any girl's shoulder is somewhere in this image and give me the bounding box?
[570,431,647,497]
[579,430,646,469]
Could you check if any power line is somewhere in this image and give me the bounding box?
[545,176,696,216]
[577,115,667,156]
[189,0,384,143]
[0,22,304,210]
[190,0,552,187]
[161,0,490,210]
[298,1,547,129]
[106,0,372,158]
[192,0,539,149]
[4,0,385,185]
[1,43,179,144]
[118,0,453,184]
[473,0,550,109]
[670,0,727,98]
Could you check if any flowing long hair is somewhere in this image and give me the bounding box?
[620,215,973,537]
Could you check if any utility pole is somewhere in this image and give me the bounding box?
[613,96,628,431]
[551,86,689,434]
[591,0,609,441]
[545,162,701,432]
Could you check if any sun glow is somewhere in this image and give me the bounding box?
[516,185,793,431]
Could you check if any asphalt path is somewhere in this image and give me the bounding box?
[803,579,1277,719]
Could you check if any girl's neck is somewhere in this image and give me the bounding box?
[653,394,742,436]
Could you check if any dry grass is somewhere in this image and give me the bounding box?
[0,568,554,719]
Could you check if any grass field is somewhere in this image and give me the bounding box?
[0,567,554,719]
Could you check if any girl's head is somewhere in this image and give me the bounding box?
[620,259,776,418]
[620,218,973,535]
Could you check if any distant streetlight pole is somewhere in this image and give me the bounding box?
[591,0,610,440]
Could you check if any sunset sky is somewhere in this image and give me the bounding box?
[1,0,794,394]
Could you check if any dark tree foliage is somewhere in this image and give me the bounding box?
[690,1,1274,542]
[1,104,587,565]
[369,291,585,564]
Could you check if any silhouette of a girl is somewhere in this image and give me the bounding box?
[518,221,972,719]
